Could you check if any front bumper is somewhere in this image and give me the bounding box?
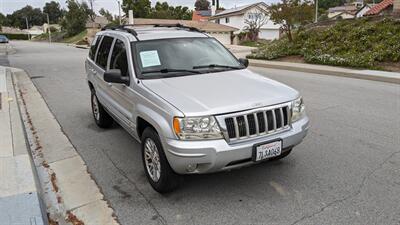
[162,116,310,174]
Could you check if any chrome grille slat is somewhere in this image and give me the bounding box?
[254,113,259,135]
[233,117,239,139]
[223,105,291,142]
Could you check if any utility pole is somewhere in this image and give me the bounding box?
[315,0,318,23]
[117,0,122,25]
[25,18,31,40]
[44,13,52,43]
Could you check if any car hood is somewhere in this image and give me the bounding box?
[142,69,299,116]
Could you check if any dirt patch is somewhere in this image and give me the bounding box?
[66,211,85,225]
[50,172,59,193]
[273,55,305,64]
[378,61,400,72]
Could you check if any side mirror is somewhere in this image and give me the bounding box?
[104,69,129,85]
[239,58,249,68]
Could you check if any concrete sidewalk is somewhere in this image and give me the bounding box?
[0,67,47,225]
[249,59,400,84]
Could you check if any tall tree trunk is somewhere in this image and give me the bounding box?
[287,24,293,42]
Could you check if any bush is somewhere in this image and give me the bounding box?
[0,33,29,40]
[248,18,400,69]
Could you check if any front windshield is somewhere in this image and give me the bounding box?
[133,37,243,78]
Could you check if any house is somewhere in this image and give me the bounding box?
[395,0,400,14]
[209,2,281,40]
[328,5,358,19]
[364,0,395,16]
[130,18,238,45]
[23,26,44,37]
[192,10,212,21]
[356,4,375,17]
[86,16,110,29]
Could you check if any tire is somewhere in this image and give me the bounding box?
[141,127,181,193]
[270,148,292,161]
[91,91,113,128]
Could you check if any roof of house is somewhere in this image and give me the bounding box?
[328,5,358,13]
[192,10,211,21]
[210,2,268,19]
[131,18,238,32]
[86,16,109,28]
[365,0,393,15]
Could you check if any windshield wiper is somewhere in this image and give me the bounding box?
[193,64,243,70]
[142,68,202,75]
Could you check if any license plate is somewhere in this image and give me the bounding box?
[253,140,282,162]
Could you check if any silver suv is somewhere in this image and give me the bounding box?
[85,25,309,193]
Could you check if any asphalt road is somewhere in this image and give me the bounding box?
[7,41,400,225]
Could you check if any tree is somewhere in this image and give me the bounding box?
[87,0,97,22]
[195,0,210,10]
[99,8,114,22]
[244,10,269,41]
[122,0,151,18]
[43,1,63,24]
[6,5,44,29]
[150,2,192,20]
[318,0,345,10]
[268,0,314,42]
[62,0,89,36]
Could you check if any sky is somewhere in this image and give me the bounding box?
[0,0,279,15]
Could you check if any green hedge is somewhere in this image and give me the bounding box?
[0,33,29,40]
[248,18,400,69]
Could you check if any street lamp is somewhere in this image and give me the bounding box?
[315,0,318,23]
[117,0,122,25]
[43,13,52,43]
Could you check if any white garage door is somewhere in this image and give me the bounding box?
[208,32,231,45]
[259,29,280,40]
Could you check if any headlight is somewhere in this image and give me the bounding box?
[292,97,306,122]
[173,116,223,140]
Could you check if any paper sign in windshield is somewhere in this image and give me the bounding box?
[140,50,161,68]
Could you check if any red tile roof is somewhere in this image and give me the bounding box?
[192,11,210,21]
[365,0,393,15]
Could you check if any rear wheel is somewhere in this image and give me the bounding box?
[91,91,113,128]
[141,127,180,193]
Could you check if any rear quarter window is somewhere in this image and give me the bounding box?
[89,35,102,60]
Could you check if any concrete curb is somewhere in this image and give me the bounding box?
[0,66,48,225]
[249,59,400,84]
[11,68,120,225]
[67,44,90,50]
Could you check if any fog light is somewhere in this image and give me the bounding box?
[186,164,198,172]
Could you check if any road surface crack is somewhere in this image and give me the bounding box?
[290,150,400,225]
[101,148,167,225]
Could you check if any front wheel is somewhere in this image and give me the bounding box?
[141,127,181,193]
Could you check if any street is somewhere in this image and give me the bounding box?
[7,41,400,225]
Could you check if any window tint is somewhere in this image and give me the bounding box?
[110,39,129,76]
[96,36,114,69]
[89,35,102,60]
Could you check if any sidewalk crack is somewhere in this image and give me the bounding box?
[290,150,400,225]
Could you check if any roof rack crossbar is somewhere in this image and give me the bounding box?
[101,24,139,41]
[153,24,205,33]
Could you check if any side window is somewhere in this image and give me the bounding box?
[95,36,114,70]
[110,39,129,76]
[89,35,101,60]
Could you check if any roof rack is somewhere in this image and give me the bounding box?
[154,24,205,33]
[101,24,139,41]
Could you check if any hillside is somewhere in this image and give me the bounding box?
[248,18,400,71]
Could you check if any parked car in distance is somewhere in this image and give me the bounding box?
[85,25,309,193]
[0,35,9,43]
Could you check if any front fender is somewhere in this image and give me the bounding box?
[136,104,176,139]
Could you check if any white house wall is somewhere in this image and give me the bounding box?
[211,6,280,40]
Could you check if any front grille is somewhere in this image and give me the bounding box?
[224,105,290,140]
